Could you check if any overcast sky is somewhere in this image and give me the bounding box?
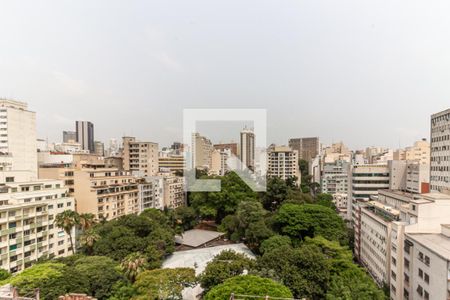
[1,0,450,149]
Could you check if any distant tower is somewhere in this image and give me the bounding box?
[240,127,255,171]
[75,121,94,153]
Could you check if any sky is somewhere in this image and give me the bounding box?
[1,0,450,150]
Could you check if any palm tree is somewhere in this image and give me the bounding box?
[54,210,80,254]
[121,252,149,282]
[78,213,96,231]
[79,229,100,255]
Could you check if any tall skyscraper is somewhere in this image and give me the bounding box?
[62,130,76,143]
[75,121,94,153]
[0,99,37,178]
[240,128,255,170]
[288,137,319,162]
[430,109,450,192]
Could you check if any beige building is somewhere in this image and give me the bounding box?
[39,155,140,221]
[0,100,37,180]
[393,139,430,166]
[0,177,75,273]
[192,133,213,170]
[122,136,159,176]
[210,149,231,176]
[267,146,300,184]
[162,175,185,208]
[94,141,104,157]
[138,177,164,211]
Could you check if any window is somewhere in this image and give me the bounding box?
[391,271,396,281]
[417,285,423,297]
[419,268,423,278]
[424,256,430,266]
[424,273,429,284]
[9,244,17,251]
[5,177,14,183]
[424,290,429,300]
[57,203,63,208]
[8,222,16,229]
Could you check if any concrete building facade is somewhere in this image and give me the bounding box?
[288,137,319,162]
[267,146,300,185]
[122,137,159,176]
[430,109,450,193]
[240,129,255,171]
[75,121,94,153]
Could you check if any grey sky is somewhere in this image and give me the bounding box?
[1,0,450,149]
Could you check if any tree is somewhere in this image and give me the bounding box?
[316,193,335,209]
[259,235,292,254]
[261,177,290,211]
[54,210,79,254]
[167,206,198,234]
[257,244,331,299]
[121,252,149,282]
[190,172,258,222]
[73,256,124,299]
[199,250,255,292]
[219,201,272,249]
[6,262,88,300]
[79,229,100,255]
[133,268,196,300]
[0,269,10,281]
[204,275,293,300]
[274,203,348,245]
[78,213,96,231]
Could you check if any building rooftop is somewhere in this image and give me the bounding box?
[407,232,450,261]
[175,229,225,248]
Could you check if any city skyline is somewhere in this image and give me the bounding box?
[2,1,450,149]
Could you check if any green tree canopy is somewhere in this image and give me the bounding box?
[259,235,292,254]
[274,203,348,245]
[189,172,258,222]
[133,268,196,300]
[199,250,255,292]
[204,275,293,300]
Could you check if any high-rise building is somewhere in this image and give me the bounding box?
[240,128,255,170]
[158,153,185,174]
[162,175,185,208]
[430,108,450,192]
[191,133,213,170]
[75,121,94,153]
[267,146,300,184]
[288,137,319,162]
[0,178,75,273]
[94,141,104,156]
[138,177,164,211]
[62,131,76,143]
[348,164,390,258]
[0,100,37,179]
[122,136,159,176]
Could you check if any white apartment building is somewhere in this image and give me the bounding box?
[138,177,164,211]
[349,164,390,258]
[388,192,450,300]
[267,146,300,185]
[0,100,37,179]
[332,193,348,217]
[430,109,450,193]
[406,161,430,194]
[0,177,75,274]
[321,160,350,195]
[122,136,159,176]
